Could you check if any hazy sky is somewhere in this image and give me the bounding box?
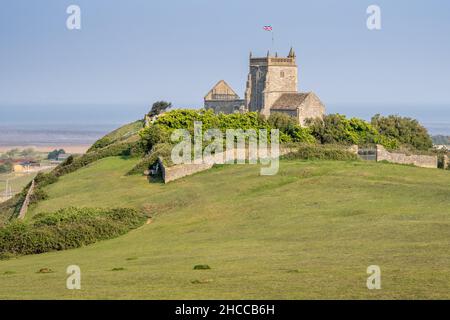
[1,0,449,109]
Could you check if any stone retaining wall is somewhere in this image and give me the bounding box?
[159,147,288,183]
[18,180,35,220]
[376,145,437,168]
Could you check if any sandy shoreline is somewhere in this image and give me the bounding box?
[0,144,91,154]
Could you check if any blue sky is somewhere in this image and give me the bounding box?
[0,0,449,111]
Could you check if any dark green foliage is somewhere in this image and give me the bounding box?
[282,144,359,161]
[139,109,315,152]
[371,114,433,151]
[193,265,211,270]
[153,109,269,134]
[0,207,147,256]
[111,267,126,271]
[267,112,298,132]
[29,188,48,205]
[47,149,65,160]
[0,161,12,173]
[139,125,170,151]
[268,112,316,143]
[148,101,172,117]
[308,114,399,149]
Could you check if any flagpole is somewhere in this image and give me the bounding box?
[272,30,274,52]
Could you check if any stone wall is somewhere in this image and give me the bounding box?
[376,145,437,168]
[159,147,290,183]
[444,154,449,169]
[204,99,246,114]
[159,157,215,184]
[18,180,35,220]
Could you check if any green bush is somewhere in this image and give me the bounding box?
[0,162,12,173]
[139,109,316,152]
[307,114,399,148]
[267,112,298,132]
[139,124,170,150]
[371,114,433,151]
[282,144,359,161]
[0,207,147,256]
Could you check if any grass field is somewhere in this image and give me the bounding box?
[0,157,449,299]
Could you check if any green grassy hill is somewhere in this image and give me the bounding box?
[1,156,449,299]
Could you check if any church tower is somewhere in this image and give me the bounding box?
[245,48,298,116]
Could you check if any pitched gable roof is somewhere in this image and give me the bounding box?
[270,92,311,110]
[204,80,240,100]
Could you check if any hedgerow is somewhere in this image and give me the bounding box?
[282,144,359,161]
[0,207,147,257]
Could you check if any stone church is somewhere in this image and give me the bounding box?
[204,48,325,126]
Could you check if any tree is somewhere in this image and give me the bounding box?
[371,114,433,150]
[47,149,66,160]
[148,101,172,117]
[267,112,298,132]
[0,161,12,173]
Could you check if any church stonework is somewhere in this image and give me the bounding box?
[205,48,325,125]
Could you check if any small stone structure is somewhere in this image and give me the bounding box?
[444,154,449,169]
[376,145,437,168]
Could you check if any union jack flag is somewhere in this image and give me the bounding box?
[263,25,273,31]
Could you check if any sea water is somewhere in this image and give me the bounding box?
[0,104,449,148]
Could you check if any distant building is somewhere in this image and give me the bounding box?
[205,48,325,126]
[204,80,246,114]
[13,161,40,173]
[57,153,71,162]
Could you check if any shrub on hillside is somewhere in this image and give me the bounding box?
[267,112,297,131]
[282,144,359,161]
[371,114,433,151]
[307,114,399,149]
[139,124,170,150]
[0,207,147,256]
[139,109,316,152]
